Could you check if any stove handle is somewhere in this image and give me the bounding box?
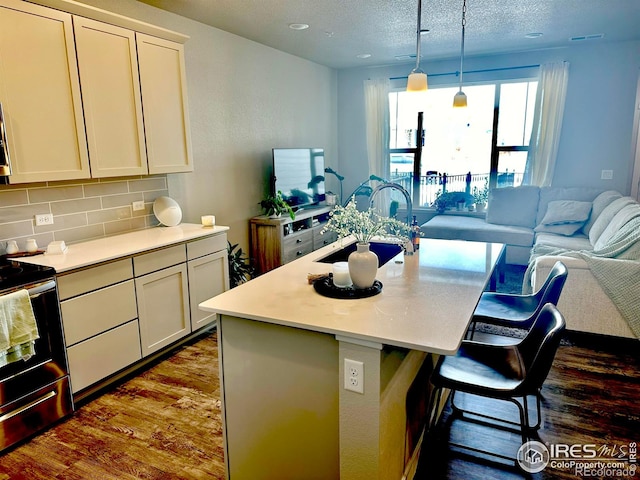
[0,102,11,177]
[27,280,57,298]
[0,390,57,423]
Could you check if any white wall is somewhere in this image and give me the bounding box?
[78,0,338,251]
[337,40,640,198]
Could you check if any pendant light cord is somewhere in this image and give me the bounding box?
[415,0,423,71]
[458,0,467,89]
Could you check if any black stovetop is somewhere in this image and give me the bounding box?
[0,257,56,290]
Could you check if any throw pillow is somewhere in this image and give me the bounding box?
[486,186,540,228]
[534,222,586,236]
[582,190,622,235]
[588,196,637,245]
[538,200,592,226]
[536,187,602,226]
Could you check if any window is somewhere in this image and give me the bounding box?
[389,79,538,207]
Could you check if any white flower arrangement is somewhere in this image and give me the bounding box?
[320,197,411,244]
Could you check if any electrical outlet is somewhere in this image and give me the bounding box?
[35,213,54,226]
[601,170,613,180]
[344,358,364,394]
[132,201,145,211]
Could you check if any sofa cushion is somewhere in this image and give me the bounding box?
[486,186,540,228]
[594,203,640,250]
[588,196,637,245]
[420,215,534,247]
[535,232,592,251]
[582,190,623,235]
[538,200,592,225]
[535,187,602,226]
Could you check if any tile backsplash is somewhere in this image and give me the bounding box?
[0,175,169,254]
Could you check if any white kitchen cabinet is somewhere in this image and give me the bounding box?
[135,263,190,357]
[137,33,193,174]
[57,230,228,397]
[135,248,191,357]
[73,16,148,177]
[0,0,90,183]
[187,236,229,330]
[58,259,141,394]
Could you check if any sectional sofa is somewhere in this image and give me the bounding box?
[420,186,640,339]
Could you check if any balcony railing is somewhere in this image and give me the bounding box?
[388,171,524,207]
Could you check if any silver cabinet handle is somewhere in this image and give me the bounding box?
[0,102,12,176]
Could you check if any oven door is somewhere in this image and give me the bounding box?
[0,279,70,406]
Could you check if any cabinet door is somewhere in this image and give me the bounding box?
[136,263,190,357]
[74,17,148,177]
[188,250,229,331]
[136,33,193,174]
[0,0,90,183]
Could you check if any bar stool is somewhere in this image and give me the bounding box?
[468,261,567,338]
[428,304,566,462]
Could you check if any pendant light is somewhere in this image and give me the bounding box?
[453,0,468,107]
[407,0,428,92]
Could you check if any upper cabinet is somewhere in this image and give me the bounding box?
[74,17,148,178]
[0,0,90,183]
[0,0,193,184]
[137,34,193,174]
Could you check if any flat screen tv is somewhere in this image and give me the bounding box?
[272,148,325,208]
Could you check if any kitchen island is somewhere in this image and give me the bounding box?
[200,238,504,480]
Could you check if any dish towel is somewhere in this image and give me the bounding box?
[0,289,40,367]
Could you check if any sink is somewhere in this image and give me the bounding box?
[315,241,403,267]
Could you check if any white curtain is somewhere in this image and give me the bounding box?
[364,78,390,211]
[523,62,570,186]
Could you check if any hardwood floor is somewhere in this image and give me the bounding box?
[417,333,640,479]
[0,329,226,480]
[1,326,637,479]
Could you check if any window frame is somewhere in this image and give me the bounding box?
[389,75,538,207]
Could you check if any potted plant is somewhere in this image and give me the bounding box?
[320,197,411,288]
[472,181,489,212]
[260,190,295,220]
[227,242,254,288]
[432,191,448,214]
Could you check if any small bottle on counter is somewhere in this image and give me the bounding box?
[411,215,420,251]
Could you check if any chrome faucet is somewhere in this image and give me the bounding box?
[369,181,416,255]
[369,181,413,227]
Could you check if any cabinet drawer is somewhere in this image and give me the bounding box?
[283,230,313,263]
[314,228,337,249]
[67,320,142,393]
[187,233,227,260]
[58,259,133,300]
[61,280,138,346]
[134,244,186,276]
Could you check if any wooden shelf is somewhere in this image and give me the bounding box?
[250,206,337,275]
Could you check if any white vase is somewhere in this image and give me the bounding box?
[348,243,379,289]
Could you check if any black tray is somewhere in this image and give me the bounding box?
[313,274,382,299]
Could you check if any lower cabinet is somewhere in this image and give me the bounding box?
[59,259,140,394]
[58,232,228,397]
[187,236,229,330]
[135,263,190,357]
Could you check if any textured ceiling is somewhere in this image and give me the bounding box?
[136,0,640,69]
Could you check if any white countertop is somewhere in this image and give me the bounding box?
[200,238,503,355]
[16,224,229,273]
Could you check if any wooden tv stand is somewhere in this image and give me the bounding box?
[250,205,337,275]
